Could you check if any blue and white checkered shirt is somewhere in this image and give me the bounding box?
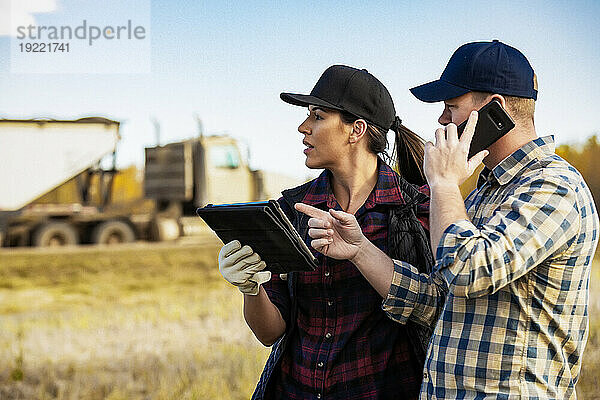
[383,136,599,399]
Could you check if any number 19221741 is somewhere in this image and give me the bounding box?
[19,43,70,53]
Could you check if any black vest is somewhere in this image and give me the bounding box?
[252,176,436,400]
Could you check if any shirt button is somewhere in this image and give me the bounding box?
[317,394,322,399]
[325,332,332,339]
[324,271,330,277]
[317,361,324,368]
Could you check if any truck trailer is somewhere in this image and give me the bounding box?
[0,117,301,247]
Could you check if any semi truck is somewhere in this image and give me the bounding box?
[0,117,301,247]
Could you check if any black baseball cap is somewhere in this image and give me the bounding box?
[281,65,397,131]
[410,40,537,103]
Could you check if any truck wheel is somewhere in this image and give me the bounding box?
[33,222,79,247]
[149,217,180,242]
[92,220,135,245]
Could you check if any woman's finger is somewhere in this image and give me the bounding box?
[295,203,329,219]
[308,228,332,239]
[328,209,355,224]
[311,238,333,249]
[308,217,331,229]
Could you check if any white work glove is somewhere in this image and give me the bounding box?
[218,240,272,295]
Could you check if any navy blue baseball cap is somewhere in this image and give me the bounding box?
[410,40,537,103]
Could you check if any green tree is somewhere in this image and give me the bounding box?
[556,135,600,211]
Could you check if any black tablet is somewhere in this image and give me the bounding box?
[196,200,318,274]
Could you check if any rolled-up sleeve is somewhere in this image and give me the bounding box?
[382,260,447,327]
[263,274,291,326]
[435,176,581,298]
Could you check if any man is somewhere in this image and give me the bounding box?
[296,40,599,399]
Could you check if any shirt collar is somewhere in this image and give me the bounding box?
[477,135,556,188]
[301,158,406,209]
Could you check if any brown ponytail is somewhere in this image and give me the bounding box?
[339,110,426,186]
[391,123,426,186]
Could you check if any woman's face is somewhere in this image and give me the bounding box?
[298,105,350,170]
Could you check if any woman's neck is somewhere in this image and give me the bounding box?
[329,153,379,215]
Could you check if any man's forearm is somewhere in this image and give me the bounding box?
[351,239,447,326]
[429,182,469,258]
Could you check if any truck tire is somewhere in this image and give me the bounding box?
[92,220,136,245]
[149,217,180,242]
[33,221,79,247]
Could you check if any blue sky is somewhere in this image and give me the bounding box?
[0,0,599,180]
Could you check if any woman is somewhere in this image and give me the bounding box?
[218,65,435,399]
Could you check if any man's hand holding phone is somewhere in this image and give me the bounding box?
[424,110,489,188]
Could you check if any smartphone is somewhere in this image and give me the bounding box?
[456,99,515,158]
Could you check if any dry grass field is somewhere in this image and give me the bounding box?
[0,244,598,399]
[0,244,269,400]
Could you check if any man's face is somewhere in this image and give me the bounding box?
[438,92,488,126]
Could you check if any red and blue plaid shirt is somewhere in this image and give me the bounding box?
[263,160,430,399]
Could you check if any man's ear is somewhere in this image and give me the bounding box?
[349,119,368,144]
[490,94,507,110]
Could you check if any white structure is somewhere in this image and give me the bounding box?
[0,118,119,211]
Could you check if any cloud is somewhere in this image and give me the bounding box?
[0,0,58,36]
